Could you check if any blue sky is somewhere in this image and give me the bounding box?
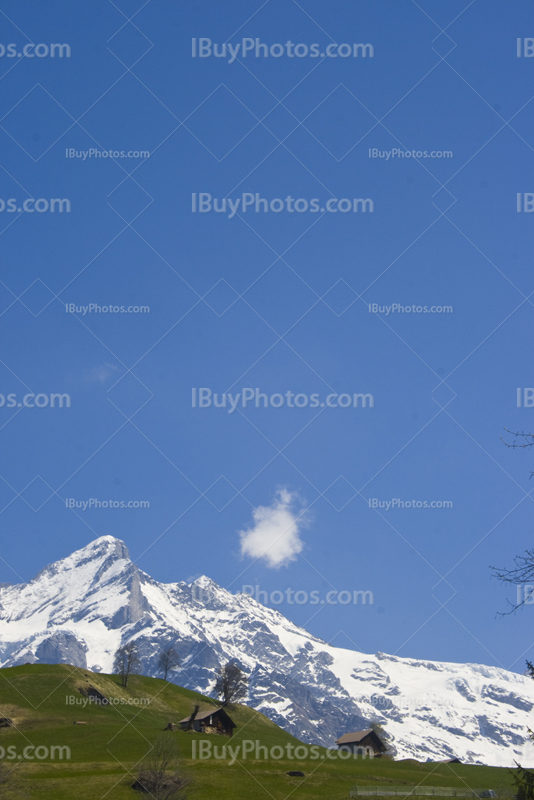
[1,0,533,673]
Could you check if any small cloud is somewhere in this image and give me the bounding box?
[239,489,306,569]
[84,363,119,383]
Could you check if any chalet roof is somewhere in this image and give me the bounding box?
[336,729,382,745]
[177,707,236,725]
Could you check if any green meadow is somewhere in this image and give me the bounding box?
[0,664,517,799]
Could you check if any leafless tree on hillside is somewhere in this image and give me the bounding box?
[213,662,247,706]
[135,735,189,800]
[158,646,180,681]
[113,641,141,687]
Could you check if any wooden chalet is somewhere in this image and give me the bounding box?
[178,707,236,736]
[335,729,387,757]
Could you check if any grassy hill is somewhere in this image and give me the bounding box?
[0,664,517,799]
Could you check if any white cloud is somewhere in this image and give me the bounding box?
[239,489,306,569]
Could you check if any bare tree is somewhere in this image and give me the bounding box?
[491,550,534,613]
[370,721,387,739]
[491,430,534,612]
[513,762,534,800]
[500,428,534,478]
[135,735,189,800]
[496,430,534,797]
[213,662,247,706]
[158,646,180,681]
[509,665,534,800]
[500,428,534,453]
[369,721,395,758]
[113,641,141,687]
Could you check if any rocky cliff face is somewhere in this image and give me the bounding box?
[2,535,534,766]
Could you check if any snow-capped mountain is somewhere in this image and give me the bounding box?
[1,535,533,767]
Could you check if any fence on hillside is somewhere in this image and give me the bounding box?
[350,788,505,798]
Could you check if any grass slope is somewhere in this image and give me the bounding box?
[0,664,516,800]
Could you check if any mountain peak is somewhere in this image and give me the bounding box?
[190,575,218,588]
[62,535,131,569]
[32,535,130,583]
[84,535,130,561]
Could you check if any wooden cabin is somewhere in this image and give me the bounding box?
[335,729,387,757]
[178,707,236,736]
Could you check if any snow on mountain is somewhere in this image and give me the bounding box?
[1,535,533,767]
